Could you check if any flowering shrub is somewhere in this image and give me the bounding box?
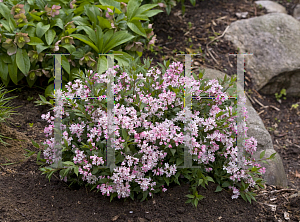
[35,59,275,206]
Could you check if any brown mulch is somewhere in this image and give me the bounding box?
[0,0,300,221]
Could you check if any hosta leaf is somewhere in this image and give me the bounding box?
[16,48,30,75]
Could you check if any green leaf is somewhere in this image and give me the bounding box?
[221,181,231,188]
[45,83,54,98]
[61,44,76,54]
[127,21,146,37]
[99,0,122,11]
[61,55,70,74]
[0,20,11,32]
[29,12,42,21]
[76,25,97,43]
[215,185,222,192]
[0,3,11,20]
[8,18,16,31]
[127,0,141,21]
[45,29,56,45]
[8,55,18,85]
[141,9,163,18]
[36,22,50,38]
[113,51,133,67]
[268,152,277,159]
[72,16,90,26]
[260,150,266,159]
[84,4,100,26]
[16,48,30,75]
[31,138,40,148]
[97,16,112,29]
[27,36,44,45]
[36,45,49,54]
[102,31,134,53]
[69,34,99,53]
[206,176,214,183]
[185,194,194,198]
[0,59,8,81]
[97,55,108,75]
[170,148,176,156]
[190,0,196,6]
[53,18,64,29]
[95,5,122,14]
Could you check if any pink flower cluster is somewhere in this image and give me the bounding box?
[41,62,262,200]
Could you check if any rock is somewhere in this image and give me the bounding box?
[224,13,300,97]
[255,1,287,14]
[293,4,300,21]
[201,68,288,187]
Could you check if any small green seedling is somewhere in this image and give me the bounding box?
[27,96,34,101]
[274,88,286,103]
[188,22,193,30]
[29,123,34,127]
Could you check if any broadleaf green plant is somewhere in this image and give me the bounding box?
[0,0,162,98]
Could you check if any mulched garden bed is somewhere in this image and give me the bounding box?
[0,0,299,221]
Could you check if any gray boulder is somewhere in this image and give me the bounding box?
[224,13,300,97]
[293,4,300,21]
[201,68,288,187]
[255,1,287,14]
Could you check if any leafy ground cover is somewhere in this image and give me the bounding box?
[0,0,299,221]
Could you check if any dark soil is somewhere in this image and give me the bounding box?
[1,0,300,221]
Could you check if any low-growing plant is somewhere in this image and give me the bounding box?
[274,88,286,103]
[0,83,22,147]
[33,58,275,207]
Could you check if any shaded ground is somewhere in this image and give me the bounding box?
[1,0,300,221]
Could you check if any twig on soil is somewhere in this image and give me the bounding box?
[286,139,300,149]
[253,97,268,108]
[245,91,255,104]
[206,26,230,65]
[270,188,299,194]
[269,105,280,111]
[15,208,28,219]
[258,110,264,115]
[227,55,233,68]
[252,88,264,99]
[0,165,6,172]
